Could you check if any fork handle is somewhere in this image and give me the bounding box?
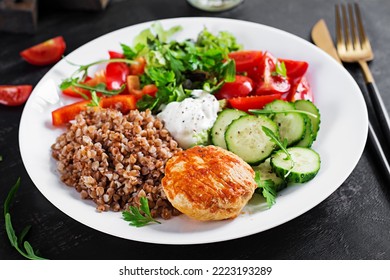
[359,60,390,148]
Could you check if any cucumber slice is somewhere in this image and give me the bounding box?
[294,100,321,141]
[225,115,278,165]
[253,158,287,192]
[264,100,306,146]
[211,109,248,149]
[270,147,320,183]
[295,115,314,147]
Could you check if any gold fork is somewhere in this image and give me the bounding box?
[335,3,390,147]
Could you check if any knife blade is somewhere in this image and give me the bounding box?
[311,19,342,64]
[311,19,390,181]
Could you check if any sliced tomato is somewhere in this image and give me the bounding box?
[108,51,125,59]
[287,76,314,102]
[214,75,254,100]
[255,52,291,95]
[20,36,66,66]
[228,50,263,72]
[228,50,263,80]
[62,70,106,98]
[99,95,137,114]
[280,59,309,80]
[0,85,33,106]
[129,56,146,76]
[228,94,282,112]
[106,62,129,91]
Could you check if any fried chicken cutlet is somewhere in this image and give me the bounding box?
[162,145,257,221]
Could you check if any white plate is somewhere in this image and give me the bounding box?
[19,17,368,244]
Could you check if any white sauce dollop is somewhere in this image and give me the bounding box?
[157,90,219,149]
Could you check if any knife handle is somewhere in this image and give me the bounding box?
[368,121,390,182]
[366,81,390,149]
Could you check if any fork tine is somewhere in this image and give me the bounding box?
[354,3,371,50]
[341,4,353,50]
[335,4,344,48]
[348,3,359,49]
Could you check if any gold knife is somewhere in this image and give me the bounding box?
[311,19,342,64]
[311,19,390,180]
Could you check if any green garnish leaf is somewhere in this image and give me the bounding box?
[222,59,236,82]
[250,108,318,118]
[87,91,101,107]
[122,197,161,227]
[121,43,145,60]
[18,225,32,247]
[262,126,290,159]
[272,60,287,77]
[262,126,295,178]
[4,178,47,260]
[254,171,277,208]
[61,58,135,97]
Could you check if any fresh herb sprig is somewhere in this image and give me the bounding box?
[250,108,318,119]
[60,57,134,98]
[4,178,46,260]
[122,197,161,227]
[254,171,277,208]
[262,126,295,177]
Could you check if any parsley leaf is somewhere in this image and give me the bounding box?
[122,197,161,227]
[121,43,145,60]
[254,171,277,208]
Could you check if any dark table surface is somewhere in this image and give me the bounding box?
[1,0,390,260]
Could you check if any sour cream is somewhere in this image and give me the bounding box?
[157,90,219,149]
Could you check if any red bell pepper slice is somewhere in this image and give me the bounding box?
[99,95,136,114]
[228,94,282,112]
[52,100,90,126]
[52,95,137,126]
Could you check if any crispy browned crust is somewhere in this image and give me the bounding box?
[162,145,257,221]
